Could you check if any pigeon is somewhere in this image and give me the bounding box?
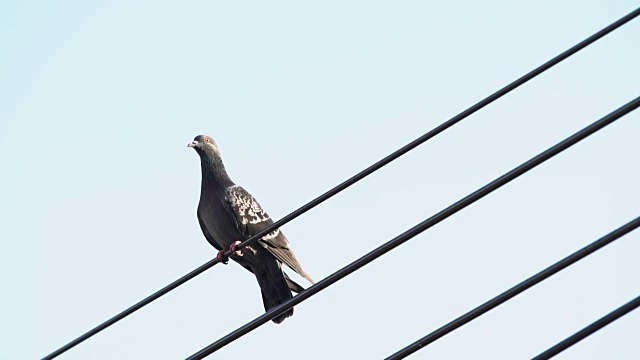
[188,134,314,324]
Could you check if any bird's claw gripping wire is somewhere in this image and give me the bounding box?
[217,241,243,264]
[230,241,243,257]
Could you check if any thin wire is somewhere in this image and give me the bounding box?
[532,295,640,360]
[186,96,640,360]
[42,7,640,359]
[385,216,640,360]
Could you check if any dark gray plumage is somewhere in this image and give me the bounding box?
[188,134,314,324]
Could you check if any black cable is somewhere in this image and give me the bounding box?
[532,295,640,360]
[385,216,640,360]
[42,7,640,359]
[186,96,640,360]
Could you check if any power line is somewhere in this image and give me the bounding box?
[532,295,640,360]
[186,96,640,360]
[385,216,640,360]
[42,7,640,359]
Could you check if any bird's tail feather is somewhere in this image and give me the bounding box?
[264,245,315,284]
[283,271,305,294]
[254,262,294,324]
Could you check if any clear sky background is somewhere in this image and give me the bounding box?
[2,1,639,359]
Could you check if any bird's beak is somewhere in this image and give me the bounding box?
[188,141,198,148]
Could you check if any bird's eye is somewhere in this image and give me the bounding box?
[205,138,210,143]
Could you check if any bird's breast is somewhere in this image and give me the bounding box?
[197,198,243,249]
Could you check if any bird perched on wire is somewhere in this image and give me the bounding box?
[188,134,314,324]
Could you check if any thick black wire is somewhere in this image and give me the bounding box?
[42,7,640,359]
[186,96,640,359]
[386,216,640,360]
[533,295,640,360]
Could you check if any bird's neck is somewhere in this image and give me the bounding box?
[200,156,234,189]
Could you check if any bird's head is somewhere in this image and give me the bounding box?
[188,134,221,157]
[188,134,233,184]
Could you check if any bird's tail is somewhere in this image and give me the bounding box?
[283,271,305,294]
[254,261,294,324]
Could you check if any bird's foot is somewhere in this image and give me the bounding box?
[230,240,243,257]
[216,249,229,264]
[216,241,243,264]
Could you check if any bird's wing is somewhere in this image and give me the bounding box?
[223,185,314,283]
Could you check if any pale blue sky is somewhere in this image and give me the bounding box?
[2,1,639,359]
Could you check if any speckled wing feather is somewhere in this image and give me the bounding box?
[223,185,314,283]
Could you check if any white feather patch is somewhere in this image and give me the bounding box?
[225,185,272,226]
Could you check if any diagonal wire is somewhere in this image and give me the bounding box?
[386,216,640,360]
[42,7,640,359]
[532,295,640,360]
[186,96,640,360]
